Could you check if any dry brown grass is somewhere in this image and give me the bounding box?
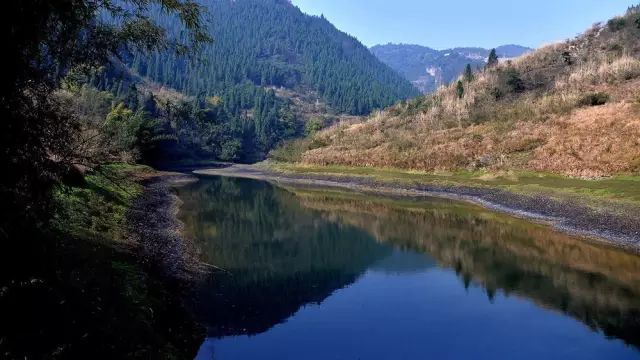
[530,102,640,177]
[284,8,640,177]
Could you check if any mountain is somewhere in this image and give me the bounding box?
[282,8,640,177]
[89,0,419,162]
[132,0,419,114]
[371,43,533,93]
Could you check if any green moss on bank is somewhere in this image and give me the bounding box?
[263,162,640,207]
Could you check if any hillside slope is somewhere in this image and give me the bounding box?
[287,7,640,177]
[371,44,532,93]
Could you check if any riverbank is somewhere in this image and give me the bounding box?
[195,163,640,252]
[0,164,204,359]
[126,171,203,280]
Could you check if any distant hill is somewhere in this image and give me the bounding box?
[285,7,640,177]
[371,44,533,93]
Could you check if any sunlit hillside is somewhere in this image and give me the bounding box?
[279,6,640,177]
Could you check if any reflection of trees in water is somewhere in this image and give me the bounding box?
[294,189,640,349]
[177,178,391,337]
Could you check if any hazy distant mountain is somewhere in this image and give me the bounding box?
[371,44,533,93]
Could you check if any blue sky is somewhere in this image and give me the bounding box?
[291,0,637,49]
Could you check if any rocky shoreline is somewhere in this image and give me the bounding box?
[125,173,204,281]
[195,164,640,253]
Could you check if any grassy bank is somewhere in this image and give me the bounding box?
[53,164,148,243]
[0,164,202,359]
[263,162,640,210]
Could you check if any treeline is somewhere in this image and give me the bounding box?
[74,62,298,163]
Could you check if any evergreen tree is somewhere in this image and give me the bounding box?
[486,49,499,69]
[464,64,474,82]
[456,80,465,99]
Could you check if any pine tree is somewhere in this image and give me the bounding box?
[464,64,474,82]
[456,80,465,99]
[486,49,499,69]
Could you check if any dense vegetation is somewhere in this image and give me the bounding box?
[126,0,418,115]
[1,0,209,235]
[80,0,419,163]
[284,6,640,177]
[1,1,209,358]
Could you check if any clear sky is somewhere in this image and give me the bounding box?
[291,0,637,49]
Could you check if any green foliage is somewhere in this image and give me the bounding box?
[578,92,610,107]
[86,0,420,164]
[464,64,474,82]
[269,138,313,163]
[22,164,204,359]
[1,0,209,234]
[608,17,627,32]
[304,117,325,136]
[456,81,465,99]
[504,68,525,93]
[53,164,144,240]
[87,63,300,162]
[105,103,166,162]
[486,49,499,69]
[125,0,418,116]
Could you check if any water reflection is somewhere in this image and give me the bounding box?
[293,187,640,346]
[178,178,391,337]
[176,177,640,359]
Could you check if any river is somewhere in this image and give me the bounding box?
[175,176,640,360]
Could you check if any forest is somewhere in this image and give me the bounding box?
[85,0,419,163]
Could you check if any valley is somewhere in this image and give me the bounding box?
[3,1,640,359]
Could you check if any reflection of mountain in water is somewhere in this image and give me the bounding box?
[292,188,640,349]
[176,178,391,338]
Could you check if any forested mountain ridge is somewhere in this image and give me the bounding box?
[283,7,640,177]
[128,0,418,115]
[371,43,532,93]
[87,0,419,162]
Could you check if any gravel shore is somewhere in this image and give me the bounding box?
[125,173,204,281]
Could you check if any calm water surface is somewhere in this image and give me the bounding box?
[176,176,640,360]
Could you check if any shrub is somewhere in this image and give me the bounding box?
[269,138,312,162]
[607,17,626,32]
[304,117,324,136]
[505,68,525,93]
[490,87,504,100]
[578,92,610,107]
